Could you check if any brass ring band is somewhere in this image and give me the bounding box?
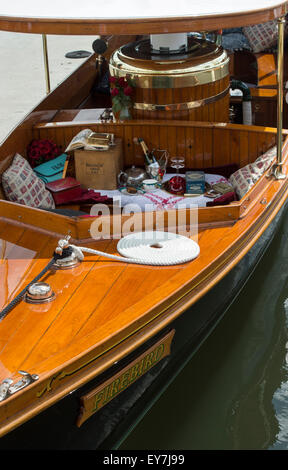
[109,50,229,89]
[133,85,230,111]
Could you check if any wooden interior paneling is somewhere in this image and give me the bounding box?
[132,76,230,122]
[33,120,280,169]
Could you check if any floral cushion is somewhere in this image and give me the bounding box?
[228,146,276,199]
[243,21,279,53]
[2,153,55,209]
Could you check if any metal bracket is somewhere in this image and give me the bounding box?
[0,371,39,402]
[54,235,82,269]
[55,235,71,256]
[266,162,287,180]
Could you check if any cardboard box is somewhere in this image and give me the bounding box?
[185,171,205,194]
[74,138,123,190]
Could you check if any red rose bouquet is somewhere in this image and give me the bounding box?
[27,139,62,168]
[109,76,135,117]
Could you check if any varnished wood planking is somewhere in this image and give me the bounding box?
[212,127,229,167]
[0,223,26,247]
[18,249,182,369]
[34,120,280,170]
[0,202,78,238]
[0,237,112,372]
[248,131,259,163]
[193,126,204,168]
[77,262,184,337]
[229,130,240,165]
[0,226,26,311]
[0,233,57,313]
[0,235,61,380]
[19,242,127,366]
[175,126,186,162]
[0,228,53,308]
[185,126,195,168]
[238,130,250,168]
[27,260,182,366]
[0,226,201,376]
[133,77,230,122]
[158,125,169,165]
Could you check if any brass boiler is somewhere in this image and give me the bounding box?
[109,35,230,122]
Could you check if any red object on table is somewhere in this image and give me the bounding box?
[167,176,186,194]
[68,189,113,205]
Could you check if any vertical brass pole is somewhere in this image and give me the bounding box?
[42,34,51,95]
[275,16,286,179]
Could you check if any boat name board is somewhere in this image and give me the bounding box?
[76,329,175,427]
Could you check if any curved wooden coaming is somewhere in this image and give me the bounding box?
[0,2,286,35]
[0,136,288,437]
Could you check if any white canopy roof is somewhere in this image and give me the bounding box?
[0,0,286,20]
[0,0,287,35]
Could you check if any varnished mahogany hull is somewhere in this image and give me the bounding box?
[0,200,285,450]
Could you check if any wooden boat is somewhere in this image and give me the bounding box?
[0,1,288,450]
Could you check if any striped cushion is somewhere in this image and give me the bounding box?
[2,153,55,209]
[243,21,281,53]
[229,146,276,199]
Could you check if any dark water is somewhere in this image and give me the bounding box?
[120,215,288,450]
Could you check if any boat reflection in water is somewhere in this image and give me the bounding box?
[121,214,288,450]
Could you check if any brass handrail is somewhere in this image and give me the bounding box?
[269,14,286,179]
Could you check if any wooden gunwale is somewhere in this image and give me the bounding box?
[0,3,286,35]
[35,119,286,132]
[0,137,287,436]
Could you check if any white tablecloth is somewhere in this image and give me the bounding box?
[93,173,228,213]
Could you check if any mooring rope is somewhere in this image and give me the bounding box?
[70,231,200,266]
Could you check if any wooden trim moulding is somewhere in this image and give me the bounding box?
[0,4,286,35]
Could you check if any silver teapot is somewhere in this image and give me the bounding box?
[118,166,148,188]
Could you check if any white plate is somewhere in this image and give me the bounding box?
[119,187,145,196]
